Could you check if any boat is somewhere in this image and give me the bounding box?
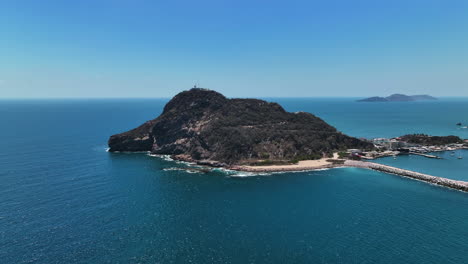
[458,156,463,159]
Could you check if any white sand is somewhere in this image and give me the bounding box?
[237,153,341,172]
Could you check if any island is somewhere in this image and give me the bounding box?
[109,88,373,168]
[357,94,437,102]
[109,89,468,192]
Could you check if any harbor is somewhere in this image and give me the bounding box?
[350,135,467,160]
[231,135,468,192]
[407,152,442,159]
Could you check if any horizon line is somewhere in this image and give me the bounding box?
[1,96,468,100]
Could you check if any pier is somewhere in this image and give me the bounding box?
[409,152,442,159]
[345,160,468,192]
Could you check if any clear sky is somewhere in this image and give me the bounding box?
[1,0,467,98]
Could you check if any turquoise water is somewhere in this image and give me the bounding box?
[375,150,468,181]
[1,98,468,263]
[273,97,468,139]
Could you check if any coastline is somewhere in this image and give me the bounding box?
[229,154,468,193]
[229,153,344,172]
[230,163,340,173]
[151,150,468,192]
[230,159,342,172]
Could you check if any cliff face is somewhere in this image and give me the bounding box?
[109,88,373,165]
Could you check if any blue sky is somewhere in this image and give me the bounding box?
[1,0,467,98]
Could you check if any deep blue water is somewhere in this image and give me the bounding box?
[1,98,468,264]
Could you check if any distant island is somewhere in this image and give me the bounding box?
[358,94,437,102]
[109,88,373,166]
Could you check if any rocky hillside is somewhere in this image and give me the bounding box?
[109,88,373,165]
[400,134,464,145]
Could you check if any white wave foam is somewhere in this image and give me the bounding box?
[313,168,331,171]
[220,169,273,177]
[148,154,173,161]
[147,154,197,166]
[162,168,181,171]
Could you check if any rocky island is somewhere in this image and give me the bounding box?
[358,94,437,102]
[109,89,468,192]
[109,88,373,167]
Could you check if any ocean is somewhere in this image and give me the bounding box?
[1,98,468,263]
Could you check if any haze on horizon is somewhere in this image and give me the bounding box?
[1,0,467,98]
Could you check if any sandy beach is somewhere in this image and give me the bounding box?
[232,153,343,172]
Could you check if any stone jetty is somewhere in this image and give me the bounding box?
[345,160,468,192]
[409,152,442,159]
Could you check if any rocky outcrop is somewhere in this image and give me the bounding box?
[109,88,373,165]
[108,120,157,152]
[345,160,468,192]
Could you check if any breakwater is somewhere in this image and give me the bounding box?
[409,152,442,159]
[345,160,468,192]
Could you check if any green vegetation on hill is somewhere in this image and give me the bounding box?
[400,134,464,145]
[109,88,374,165]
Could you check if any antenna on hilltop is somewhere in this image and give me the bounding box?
[193,80,201,89]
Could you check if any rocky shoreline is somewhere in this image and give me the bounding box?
[145,151,468,192]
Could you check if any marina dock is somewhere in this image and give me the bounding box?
[409,152,442,159]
